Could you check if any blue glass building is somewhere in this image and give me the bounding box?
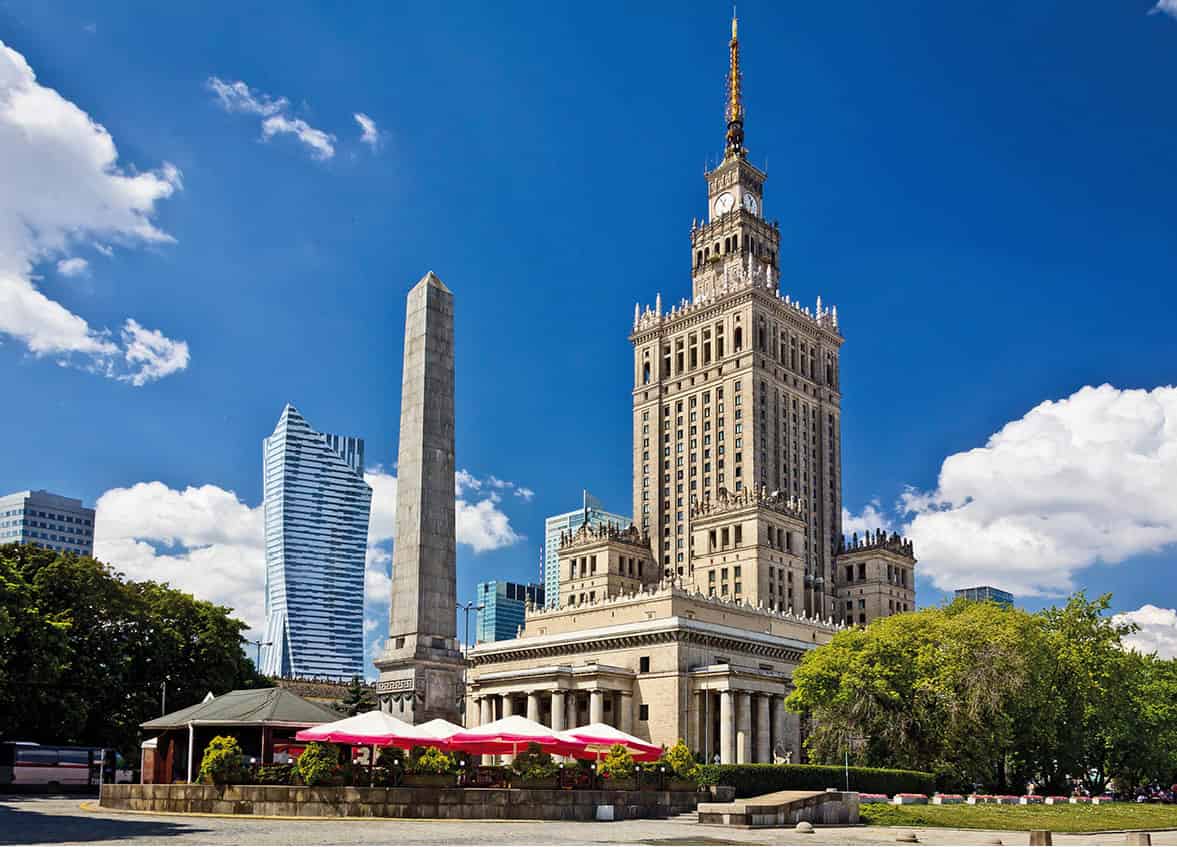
[260,405,372,680]
[542,491,630,608]
[476,580,545,643]
[954,585,1015,607]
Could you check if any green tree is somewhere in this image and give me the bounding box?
[338,676,375,716]
[0,543,267,759]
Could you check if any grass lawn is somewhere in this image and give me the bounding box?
[860,802,1177,833]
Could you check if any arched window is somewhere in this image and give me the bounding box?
[734,326,743,351]
[642,362,651,384]
[696,250,703,267]
[733,233,739,250]
[724,237,731,253]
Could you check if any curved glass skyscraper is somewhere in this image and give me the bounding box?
[260,404,372,680]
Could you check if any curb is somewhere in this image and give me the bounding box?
[79,801,548,824]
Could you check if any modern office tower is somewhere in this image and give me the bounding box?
[542,491,631,608]
[955,586,1014,607]
[0,490,95,555]
[260,404,372,680]
[476,580,545,643]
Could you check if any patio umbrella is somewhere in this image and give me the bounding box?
[446,715,579,757]
[563,723,663,763]
[402,718,464,749]
[295,710,420,785]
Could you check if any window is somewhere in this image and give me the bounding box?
[639,656,650,673]
[639,704,649,721]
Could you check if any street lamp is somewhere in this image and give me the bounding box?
[457,601,483,654]
[251,639,273,669]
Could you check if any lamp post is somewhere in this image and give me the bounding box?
[251,639,273,669]
[457,601,483,654]
[160,679,167,716]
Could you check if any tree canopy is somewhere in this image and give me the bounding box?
[0,543,268,758]
[786,593,1177,795]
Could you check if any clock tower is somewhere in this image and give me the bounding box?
[690,14,781,304]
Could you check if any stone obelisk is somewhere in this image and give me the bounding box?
[374,271,464,722]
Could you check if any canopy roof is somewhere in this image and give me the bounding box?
[447,715,578,755]
[141,688,340,731]
[295,710,417,745]
[564,722,663,762]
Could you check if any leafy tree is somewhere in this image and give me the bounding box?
[0,543,268,759]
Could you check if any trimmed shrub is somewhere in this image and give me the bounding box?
[297,742,340,786]
[664,740,701,783]
[198,735,244,785]
[511,742,559,782]
[252,763,294,785]
[411,746,454,775]
[698,763,935,798]
[600,744,636,781]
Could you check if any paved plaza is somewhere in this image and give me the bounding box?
[1,796,1175,846]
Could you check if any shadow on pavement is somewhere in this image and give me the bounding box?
[0,798,211,845]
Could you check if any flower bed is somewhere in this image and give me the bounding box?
[1070,796,1092,804]
[1092,796,1114,805]
[967,794,993,805]
[995,795,1020,805]
[931,794,964,805]
[859,793,890,803]
[1020,795,1044,805]
[1044,796,1070,805]
[892,793,928,805]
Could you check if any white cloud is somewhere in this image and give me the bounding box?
[455,469,482,496]
[94,482,266,634]
[261,115,335,160]
[56,257,89,277]
[1150,0,1177,18]
[515,486,535,502]
[842,500,891,537]
[457,497,523,553]
[207,76,335,161]
[901,384,1177,596]
[205,76,287,116]
[354,112,380,149]
[0,40,187,384]
[120,319,190,386]
[1115,605,1177,659]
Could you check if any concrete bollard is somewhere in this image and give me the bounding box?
[1029,831,1052,846]
[1124,834,1151,846]
[795,821,814,833]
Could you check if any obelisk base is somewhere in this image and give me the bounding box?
[374,649,465,724]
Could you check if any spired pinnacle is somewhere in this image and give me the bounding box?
[725,9,745,159]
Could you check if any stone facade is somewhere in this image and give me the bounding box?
[376,272,465,722]
[465,13,916,761]
[833,531,916,625]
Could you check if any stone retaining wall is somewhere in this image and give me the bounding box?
[99,784,701,821]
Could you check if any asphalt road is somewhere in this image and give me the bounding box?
[2,795,1175,846]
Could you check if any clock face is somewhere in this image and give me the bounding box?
[743,193,759,214]
[714,192,735,216]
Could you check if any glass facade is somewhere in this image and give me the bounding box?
[954,586,1014,607]
[476,580,545,643]
[0,490,95,556]
[542,490,630,608]
[260,405,372,680]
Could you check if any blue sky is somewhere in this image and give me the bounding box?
[2,1,1177,666]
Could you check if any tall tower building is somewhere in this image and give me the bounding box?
[260,404,372,680]
[630,13,844,617]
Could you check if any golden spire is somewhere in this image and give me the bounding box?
[725,8,745,158]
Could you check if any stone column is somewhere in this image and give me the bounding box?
[755,694,771,763]
[619,691,634,735]
[736,691,751,764]
[480,697,495,765]
[469,696,480,728]
[770,695,785,762]
[567,692,578,730]
[527,691,540,723]
[550,691,566,732]
[589,690,604,725]
[502,694,515,718]
[688,691,702,756]
[719,689,734,764]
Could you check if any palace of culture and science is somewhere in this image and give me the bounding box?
[464,15,917,765]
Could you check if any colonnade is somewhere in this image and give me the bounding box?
[470,688,634,734]
[689,689,796,765]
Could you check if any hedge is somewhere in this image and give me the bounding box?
[698,763,935,798]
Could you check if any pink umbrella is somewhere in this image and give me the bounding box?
[397,718,464,750]
[294,710,417,746]
[447,715,579,757]
[564,723,663,762]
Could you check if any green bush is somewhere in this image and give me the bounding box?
[698,763,935,798]
[511,742,559,782]
[411,746,454,775]
[664,740,701,783]
[252,763,294,785]
[198,735,244,785]
[297,742,340,786]
[600,744,636,781]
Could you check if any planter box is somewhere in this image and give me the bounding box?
[1044,797,1070,805]
[402,774,456,788]
[666,779,698,793]
[891,795,928,805]
[513,777,559,789]
[1092,796,1113,805]
[860,794,889,803]
[1020,796,1044,805]
[1069,797,1092,804]
[931,795,964,805]
[600,779,638,791]
[994,796,1020,805]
